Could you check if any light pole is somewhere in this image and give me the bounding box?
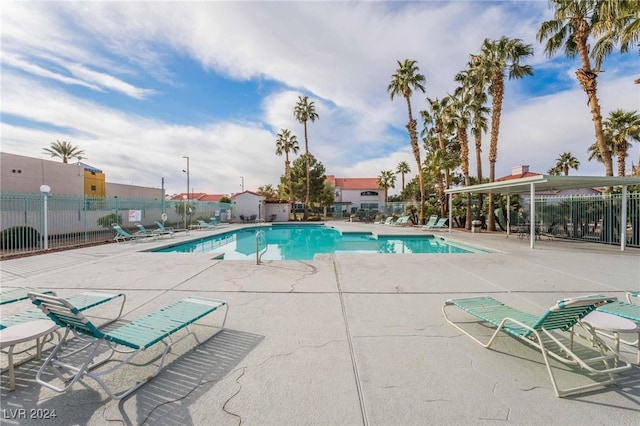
[240,176,244,192]
[182,156,190,201]
[40,185,51,250]
[183,195,188,229]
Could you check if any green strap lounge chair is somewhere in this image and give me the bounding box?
[0,288,54,305]
[29,293,228,400]
[443,294,632,397]
[136,223,172,238]
[1,291,125,330]
[1,292,125,391]
[419,215,438,228]
[392,215,410,226]
[422,218,447,230]
[155,221,189,235]
[112,223,158,242]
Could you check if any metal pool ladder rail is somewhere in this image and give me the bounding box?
[256,230,268,264]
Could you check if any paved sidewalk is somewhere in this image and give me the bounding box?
[1,223,639,425]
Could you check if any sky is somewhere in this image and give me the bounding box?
[1,1,638,197]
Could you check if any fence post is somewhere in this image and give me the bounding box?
[40,185,51,250]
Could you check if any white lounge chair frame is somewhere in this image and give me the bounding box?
[443,294,632,397]
[29,293,228,400]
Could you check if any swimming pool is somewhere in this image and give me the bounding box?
[152,224,486,260]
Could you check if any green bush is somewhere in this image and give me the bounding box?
[97,213,122,229]
[1,226,41,250]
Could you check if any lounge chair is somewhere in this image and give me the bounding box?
[190,219,216,230]
[392,215,410,226]
[443,294,632,397]
[423,218,447,230]
[112,223,158,242]
[0,288,54,305]
[210,217,228,227]
[1,291,125,391]
[28,293,228,400]
[155,221,188,235]
[136,223,171,238]
[419,215,438,228]
[380,217,395,225]
[239,214,246,223]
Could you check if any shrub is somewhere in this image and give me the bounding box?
[1,226,41,250]
[97,213,122,229]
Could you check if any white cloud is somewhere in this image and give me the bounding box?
[1,1,637,197]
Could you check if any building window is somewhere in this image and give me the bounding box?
[360,191,378,196]
[90,185,97,191]
[361,203,378,210]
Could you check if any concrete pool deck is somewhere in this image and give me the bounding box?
[1,222,639,425]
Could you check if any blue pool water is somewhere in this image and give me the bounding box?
[153,225,485,260]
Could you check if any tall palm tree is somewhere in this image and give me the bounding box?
[604,109,640,176]
[388,59,427,224]
[423,136,449,218]
[591,0,640,73]
[456,67,490,221]
[275,128,300,216]
[42,140,85,163]
[538,0,621,177]
[554,152,580,175]
[449,86,474,230]
[377,170,396,204]
[420,96,453,191]
[471,36,533,231]
[293,96,319,220]
[395,161,411,193]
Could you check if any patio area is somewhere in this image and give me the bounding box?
[1,222,639,425]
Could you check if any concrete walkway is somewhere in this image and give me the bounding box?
[1,222,639,425]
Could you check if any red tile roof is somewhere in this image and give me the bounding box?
[330,177,380,190]
[496,171,541,181]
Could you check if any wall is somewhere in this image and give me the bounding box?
[337,188,384,211]
[232,192,265,221]
[107,182,163,199]
[1,152,84,195]
[264,202,291,221]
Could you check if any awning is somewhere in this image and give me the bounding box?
[444,175,640,250]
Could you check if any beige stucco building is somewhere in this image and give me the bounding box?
[1,152,162,199]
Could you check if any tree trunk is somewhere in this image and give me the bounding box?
[488,73,504,232]
[573,18,613,177]
[304,122,310,220]
[459,127,472,230]
[475,130,484,220]
[405,97,424,224]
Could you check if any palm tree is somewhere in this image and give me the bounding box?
[471,36,533,231]
[275,128,300,217]
[377,170,396,204]
[554,152,581,176]
[603,109,640,176]
[456,67,490,220]
[42,140,85,163]
[423,136,449,218]
[591,0,640,73]
[448,86,474,230]
[388,59,427,224]
[293,96,319,220]
[538,0,621,177]
[395,161,411,192]
[257,184,278,201]
[420,96,453,191]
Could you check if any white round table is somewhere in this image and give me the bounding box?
[0,320,59,391]
[583,311,640,363]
